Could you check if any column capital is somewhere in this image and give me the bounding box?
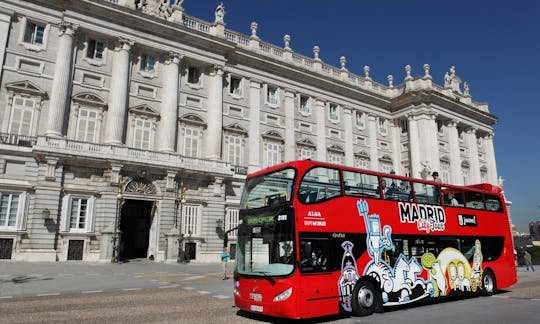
[466,127,478,135]
[211,64,224,76]
[165,52,183,65]
[343,107,353,115]
[115,37,134,51]
[446,119,458,128]
[249,79,262,88]
[284,89,296,98]
[58,20,78,36]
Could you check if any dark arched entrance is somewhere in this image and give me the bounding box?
[119,199,154,260]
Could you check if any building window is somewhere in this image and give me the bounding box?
[355,111,365,128]
[229,76,242,96]
[187,67,201,84]
[227,134,243,166]
[23,21,45,45]
[140,54,156,73]
[441,160,450,183]
[328,152,343,165]
[299,95,310,114]
[8,96,35,136]
[299,147,313,160]
[399,119,409,134]
[380,161,393,174]
[69,197,88,230]
[76,108,99,143]
[183,126,200,157]
[437,120,445,137]
[266,86,278,105]
[226,208,239,238]
[132,118,152,150]
[181,204,200,236]
[265,142,281,167]
[86,39,105,60]
[378,118,388,135]
[355,157,370,169]
[329,104,338,121]
[0,193,20,228]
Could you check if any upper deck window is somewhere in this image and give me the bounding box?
[240,168,295,210]
[298,167,341,204]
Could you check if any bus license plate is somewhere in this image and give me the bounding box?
[250,305,263,312]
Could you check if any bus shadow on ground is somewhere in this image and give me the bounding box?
[235,292,503,323]
[1,276,54,284]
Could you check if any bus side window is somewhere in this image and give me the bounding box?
[485,194,502,212]
[464,191,485,210]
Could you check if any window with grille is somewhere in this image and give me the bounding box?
[187,67,200,84]
[299,147,313,160]
[227,135,242,166]
[8,96,35,136]
[355,111,365,128]
[181,205,200,236]
[267,86,278,105]
[23,21,45,45]
[226,208,239,238]
[140,54,156,73]
[355,157,370,169]
[132,118,152,150]
[0,193,19,228]
[229,76,242,95]
[69,197,88,230]
[183,127,199,157]
[87,39,104,60]
[328,152,343,165]
[76,108,99,142]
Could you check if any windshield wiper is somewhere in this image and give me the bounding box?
[252,271,275,285]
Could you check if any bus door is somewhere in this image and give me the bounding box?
[297,234,339,318]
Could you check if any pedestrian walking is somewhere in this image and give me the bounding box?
[524,250,535,272]
[221,247,230,279]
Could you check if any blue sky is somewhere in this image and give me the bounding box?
[181,1,540,233]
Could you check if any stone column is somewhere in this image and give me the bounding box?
[158,52,181,152]
[248,80,261,173]
[417,112,440,175]
[315,99,327,162]
[343,108,354,166]
[467,128,481,183]
[206,65,224,160]
[0,11,12,81]
[45,22,76,137]
[368,114,379,171]
[446,120,462,185]
[390,119,401,174]
[407,114,421,178]
[483,133,498,184]
[104,38,132,145]
[284,89,296,161]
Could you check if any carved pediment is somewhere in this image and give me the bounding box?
[379,155,393,162]
[180,113,206,127]
[72,92,106,107]
[354,150,370,158]
[296,138,316,148]
[6,80,48,98]
[223,123,248,135]
[327,144,344,153]
[262,130,284,142]
[129,104,160,118]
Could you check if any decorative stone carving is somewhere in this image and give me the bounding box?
[283,34,291,50]
[250,22,259,39]
[313,46,320,61]
[214,3,225,24]
[340,56,347,71]
[387,75,394,88]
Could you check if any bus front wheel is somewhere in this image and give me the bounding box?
[482,270,496,296]
[351,280,380,317]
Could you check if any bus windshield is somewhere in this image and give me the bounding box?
[240,168,295,209]
[235,210,295,277]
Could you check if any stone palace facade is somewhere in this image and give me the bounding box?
[0,0,500,262]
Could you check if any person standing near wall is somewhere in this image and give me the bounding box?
[524,250,535,272]
[221,247,230,279]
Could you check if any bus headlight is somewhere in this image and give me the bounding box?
[273,287,292,302]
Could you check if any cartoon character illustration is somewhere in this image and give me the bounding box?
[469,239,483,292]
[338,241,360,312]
[455,261,471,291]
[421,253,447,297]
[448,261,458,291]
[356,200,431,306]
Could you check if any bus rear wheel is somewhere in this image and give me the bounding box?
[482,270,496,296]
[351,280,379,317]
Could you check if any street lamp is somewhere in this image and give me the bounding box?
[177,182,187,263]
[111,179,123,263]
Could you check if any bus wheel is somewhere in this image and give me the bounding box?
[482,270,496,296]
[351,280,379,317]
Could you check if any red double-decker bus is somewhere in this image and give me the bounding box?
[233,160,516,319]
